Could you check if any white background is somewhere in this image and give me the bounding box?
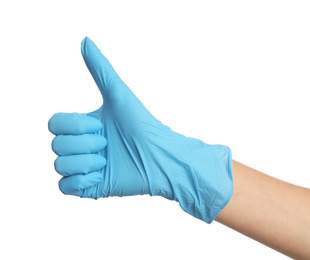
[1,1,309,259]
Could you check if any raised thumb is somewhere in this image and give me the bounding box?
[81,37,127,102]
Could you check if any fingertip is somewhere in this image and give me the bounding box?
[48,113,58,135]
[81,36,100,64]
[58,176,83,196]
[81,36,89,45]
[81,36,92,57]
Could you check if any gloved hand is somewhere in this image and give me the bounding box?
[48,37,233,223]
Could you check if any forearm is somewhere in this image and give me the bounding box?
[216,160,310,259]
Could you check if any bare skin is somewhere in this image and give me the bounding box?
[216,160,310,259]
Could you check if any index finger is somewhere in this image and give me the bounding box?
[48,113,102,135]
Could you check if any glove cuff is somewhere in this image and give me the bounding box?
[178,143,234,223]
[148,137,234,224]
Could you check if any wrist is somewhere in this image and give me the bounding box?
[148,136,234,223]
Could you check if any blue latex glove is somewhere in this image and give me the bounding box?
[48,37,233,223]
